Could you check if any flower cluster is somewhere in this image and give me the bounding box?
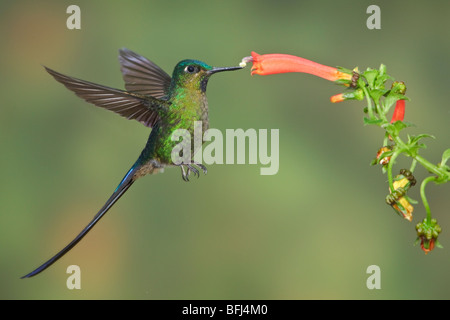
[242,51,450,254]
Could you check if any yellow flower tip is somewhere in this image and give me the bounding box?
[393,197,413,221]
[335,70,353,81]
[393,177,410,190]
[330,93,345,103]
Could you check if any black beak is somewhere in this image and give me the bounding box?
[208,66,242,74]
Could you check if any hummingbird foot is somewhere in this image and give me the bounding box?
[178,163,208,182]
[194,163,208,175]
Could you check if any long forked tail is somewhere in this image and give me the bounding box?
[21,167,138,278]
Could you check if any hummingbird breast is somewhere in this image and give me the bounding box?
[199,94,209,131]
[150,91,209,165]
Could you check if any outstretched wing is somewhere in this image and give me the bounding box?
[45,66,166,128]
[118,48,172,99]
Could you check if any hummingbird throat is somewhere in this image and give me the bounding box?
[171,121,279,176]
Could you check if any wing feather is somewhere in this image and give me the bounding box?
[45,66,166,128]
[118,48,172,99]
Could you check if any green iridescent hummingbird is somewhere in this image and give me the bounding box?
[22,48,242,278]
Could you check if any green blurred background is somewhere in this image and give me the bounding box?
[1,0,449,299]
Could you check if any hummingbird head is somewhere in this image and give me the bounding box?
[170,59,242,94]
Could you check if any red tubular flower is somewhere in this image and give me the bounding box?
[250,51,352,82]
[390,99,405,123]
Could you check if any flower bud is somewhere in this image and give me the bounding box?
[330,89,364,103]
[375,146,392,165]
[387,171,416,221]
[415,218,442,254]
[391,81,406,95]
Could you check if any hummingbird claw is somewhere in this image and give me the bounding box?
[180,164,189,182]
[195,163,208,175]
[186,167,192,178]
[178,162,207,182]
[187,164,200,178]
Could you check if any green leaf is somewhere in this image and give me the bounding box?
[363,117,383,125]
[384,93,408,112]
[435,171,450,184]
[379,64,387,76]
[380,150,394,159]
[408,134,435,146]
[392,120,408,132]
[370,149,393,166]
[404,195,418,204]
[382,122,413,139]
[408,143,427,158]
[336,66,354,74]
[334,79,351,86]
[407,133,434,156]
[390,121,414,129]
[402,121,416,128]
[362,69,378,88]
[440,148,450,167]
[374,74,393,89]
[369,89,388,104]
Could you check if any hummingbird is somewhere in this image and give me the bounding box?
[21,48,242,278]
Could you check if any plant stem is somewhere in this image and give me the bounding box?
[410,159,417,173]
[363,87,375,120]
[388,131,450,181]
[420,176,437,224]
[415,155,450,180]
[375,102,387,122]
[387,151,401,192]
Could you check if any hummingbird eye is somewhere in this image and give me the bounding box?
[185,65,199,74]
